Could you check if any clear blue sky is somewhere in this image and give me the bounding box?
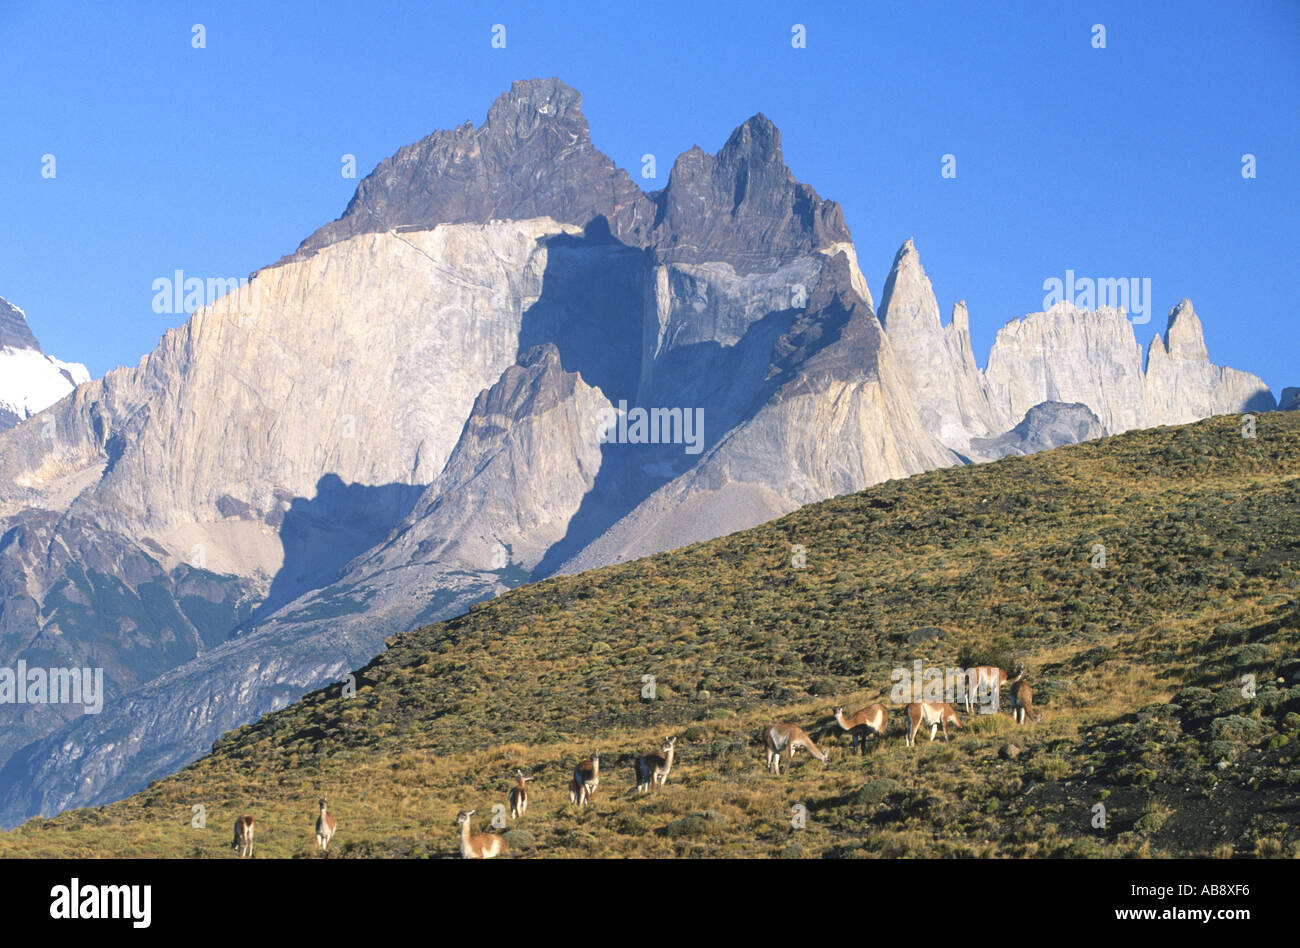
[2,1,1297,393]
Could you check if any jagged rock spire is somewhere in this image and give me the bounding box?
[878,239,1008,454]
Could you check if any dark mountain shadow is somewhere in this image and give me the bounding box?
[522,217,824,578]
[517,216,647,401]
[242,474,425,628]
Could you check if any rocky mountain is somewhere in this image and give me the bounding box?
[1281,388,1300,412]
[876,240,1009,457]
[0,297,90,433]
[982,298,1274,437]
[285,78,655,261]
[1144,299,1277,424]
[0,78,1282,827]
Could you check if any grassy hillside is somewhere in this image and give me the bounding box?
[3,411,1298,859]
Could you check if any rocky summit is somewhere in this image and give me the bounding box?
[0,296,89,434]
[0,79,1281,827]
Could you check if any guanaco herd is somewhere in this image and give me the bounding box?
[229,664,1038,858]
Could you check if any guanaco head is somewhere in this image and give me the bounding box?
[663,736,677,752]
[457,809,475,826]
[945,704,964,727]
[319,795,328,807]
[832,706,845,720]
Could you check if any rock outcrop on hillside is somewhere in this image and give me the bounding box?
[970,401,1105,457]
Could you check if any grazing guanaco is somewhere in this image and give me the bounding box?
[832,704,889,754]
[456,809,507,860]
[573,752,600,807]
[1010,678,1038,724]
[763,724,828,775]
[508,770,532,819]
[904,701,963,746]
[634,736,677,793]
[315,796,337,852]
[232,814,255,858]
[964,665,1024,715]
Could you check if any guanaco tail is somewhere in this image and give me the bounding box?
[832,704,889,754]
[315,795,337,852]
[508,770,532,819]
[634,736,677,793]
[764,723,828,775]
[904,701,963,746]
[232,814,255,858]
[457,809,507,859]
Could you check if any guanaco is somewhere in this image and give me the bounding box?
[763,724,828,775]
[1010,678,1038,724]
[832,704,889,754]
[904,701,963,746]
[232,814,255,858]
[508,770,532,819]
[315,796,337,852]
[573,752,600,807]
[456,809,507,859]
[964,665,1024,715]
[634,736,677,793]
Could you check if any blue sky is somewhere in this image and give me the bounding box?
[2,1,1297,392]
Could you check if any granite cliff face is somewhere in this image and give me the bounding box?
[876,241,1009,456]
[1144,300,1276,424]
[0,78,1281,826]
[984,302,1149,436]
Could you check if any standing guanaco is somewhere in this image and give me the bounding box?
[964,665,1024,715]
[315,796,337,853]
[832,704,889,754]
[904,701,963,746]
[763,724,828,775]
[634,736,677,793]
[508,770,532,819]
[456,809,507,859]
[1010,677,1038,724]
[232,814,255,858]
[573,752,600,807]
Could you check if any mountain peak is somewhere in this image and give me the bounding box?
[284,78,652,262]
[652,111,850,272]
[0,296,41,353]
[719,112,783,163]
[879,238,938,334]
[483,77,589,142]
[1164,299,1209,362]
